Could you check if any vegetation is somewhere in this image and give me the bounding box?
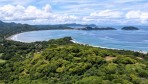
[0,59,6,64]
[0,40,148,84]
[0,21,147,84]
[122,26,139,30]
[0,21,72,38]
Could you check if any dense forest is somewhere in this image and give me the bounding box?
[0,21,148,84]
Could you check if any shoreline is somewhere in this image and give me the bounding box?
[6,34,17,41]
[6,29,77,41]
[6,31,148,54]
[71,40,147,54]
[6,33,21,42]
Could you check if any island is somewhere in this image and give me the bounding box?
[76,26,116,30]
[121,26,139,30]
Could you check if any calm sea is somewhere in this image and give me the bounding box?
[11,26,148,52]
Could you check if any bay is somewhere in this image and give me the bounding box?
[11,26,148,52]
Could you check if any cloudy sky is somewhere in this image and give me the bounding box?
[0,0,148,25]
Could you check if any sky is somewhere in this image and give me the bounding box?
[0,0,148,25]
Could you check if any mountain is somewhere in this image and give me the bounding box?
[34,25,73,30]
[0,21,37,37]
[63,23,97,27]
[0,21,73,37]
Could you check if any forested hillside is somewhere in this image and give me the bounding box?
[0,21,36,37]
[0,21,72,38]
[0,21,148,84]
[0,38,148,84]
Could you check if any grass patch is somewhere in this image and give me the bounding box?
[105,56,117,61]
[0,59,6,64]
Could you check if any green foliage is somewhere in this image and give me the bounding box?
[0,21,72,37]
[0,59,6,64]
[114,56,137,64]
[0,42,147,84]
[76,76,103,84]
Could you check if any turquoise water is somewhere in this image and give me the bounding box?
[11,27,148,52]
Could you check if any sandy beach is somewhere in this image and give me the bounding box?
[6,34,19,41]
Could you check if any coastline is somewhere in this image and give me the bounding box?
[6,31,148,54]
[6,34,17,41]
[6,29,76,41]
[71,40,147,54]
[6,32,31,43]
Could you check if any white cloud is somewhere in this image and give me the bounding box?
[0,3,148,25]
[141,12,148,21]
[31,15,79,24]
[81,10,124,25]
[0,4,52,21]
[82,9,148,25]
[0,4,79,24]
[115,0,145,3]
[126,11,141,19]
[126,10,148,23]
[90,10,123,18]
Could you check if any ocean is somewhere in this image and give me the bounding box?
[11,26,148,52]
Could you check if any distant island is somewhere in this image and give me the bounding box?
[122,26,139,30]
[62,23,140,31]
[75,26,116,30]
